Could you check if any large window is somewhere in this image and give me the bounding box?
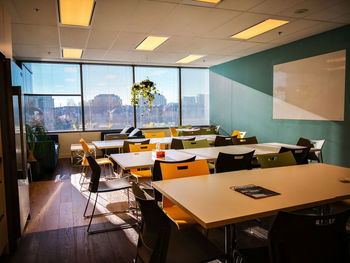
[83,65,133,130]
[181,68,209,126]
[135,67,179,128]
[22,62,209,132]
[23,63,82,132]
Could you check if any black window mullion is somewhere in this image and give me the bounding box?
[80,63,85,132]
[179,67,182,126]
[132,65,137,128]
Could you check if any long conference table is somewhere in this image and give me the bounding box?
[152,163,350,262]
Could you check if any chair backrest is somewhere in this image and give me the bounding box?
[296,137,313,147]
[169,127,178,137]
[131,183,171,263]
[257,151,297,168]
[232,136,258,145]
[182,139,210,149]
[120,126,135,134]
[129,143,165,152]
[269,210,350,263]
[104,133,128,141]
[160,160,210,208]
[152,156,196,201]
[215,125,220,134]
[128,128,143,137]
[178,125,192,129]
[214,135,235,147]
[86,154,101,193]
[170,137,195,149]
[310,139,325,150]
[279,147,310,165]
[200,127,216,135]
[144,132,166,139]
[80,138,91,166]
[215,151,255,173]
[232,130,246,139]
[182,130,201,136]
[122,139,150,153]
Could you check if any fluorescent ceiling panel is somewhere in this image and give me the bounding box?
[136,36,169,51]
[59,0,95,27]
[62,48,83,59]
[176,55,205,64]
[231,19,289,40]
[193,0,222,3]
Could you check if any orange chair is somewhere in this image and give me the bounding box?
[129,143,166,183]
[144,132,166,139]
[169,127,178,137]
[160,160,210,228]
[79,138,114,189]
[232,130,247,139]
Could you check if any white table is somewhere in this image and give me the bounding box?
[110,149,206,170]
[70,143,96,166]
[152,163,350,261]
[92,134,217,150]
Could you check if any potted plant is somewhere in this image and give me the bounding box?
[131,78,159,116]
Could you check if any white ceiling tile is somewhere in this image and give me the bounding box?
[156,36,196,53]
[250,0,305,14]
[60,27,90,48]
[13,44,60,58]
[217,0,265,11]
[124,0,177,33]
[206,12,270,38]
[83,49,107,60]
[305,0,350,22]
[278,0,344,19]
[7,0,57,26]
[87,29,118,49]
[92,0,138,30]
[111,31,148,51]
[12,24,59,45]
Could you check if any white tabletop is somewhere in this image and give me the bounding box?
[152,163,350,229]
[110,149,206,170]
[178,143,306,161]
[92,134,217,150]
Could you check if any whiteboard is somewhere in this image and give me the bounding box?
[273,50,346,121]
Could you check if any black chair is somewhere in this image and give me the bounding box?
[150,156,197,202]
[279,146,310,165]
[83,154,136,234]
[297,137,326,163]
[214,135,235,147]
[128,128,145,139]
[122,139,150,153]
[131,183,226,263]
[233,136,258,145]
[215,151,255,173]
[236,209,350,263]
[170,137,195,149]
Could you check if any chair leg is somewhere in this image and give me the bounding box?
[87,193,98,233]
[83,191,92,218]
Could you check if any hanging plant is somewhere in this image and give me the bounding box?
[131,78,159,116]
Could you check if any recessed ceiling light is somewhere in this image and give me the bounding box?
[231,19,289,40]
[58,0,96,27]
[193,0,222,3]
[176,55,205,64]
[135,36,169,51]
[62,48,83,59]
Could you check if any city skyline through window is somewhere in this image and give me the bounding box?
[22,62,210,132]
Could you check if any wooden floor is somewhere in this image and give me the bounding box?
[4,158,139,263]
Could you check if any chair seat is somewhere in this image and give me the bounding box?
[163,205,197,228]
[130,169,152,183]
[97,178,131,193]
[166,226,225,263]
[83,157,113,166]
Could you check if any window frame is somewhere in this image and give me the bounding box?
[21,61,210,133]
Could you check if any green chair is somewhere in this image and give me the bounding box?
[182,139,210,149]
[182,139,213,171]
[257,151,297,169]
[177,125,192,136]
[200,127,216,135]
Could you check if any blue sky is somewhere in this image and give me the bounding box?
[28,63,209,106]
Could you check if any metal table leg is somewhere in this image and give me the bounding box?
[225,224,233,263]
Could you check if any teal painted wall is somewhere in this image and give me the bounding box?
[210,25,350,167]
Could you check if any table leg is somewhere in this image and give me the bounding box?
[225,224,233,263]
